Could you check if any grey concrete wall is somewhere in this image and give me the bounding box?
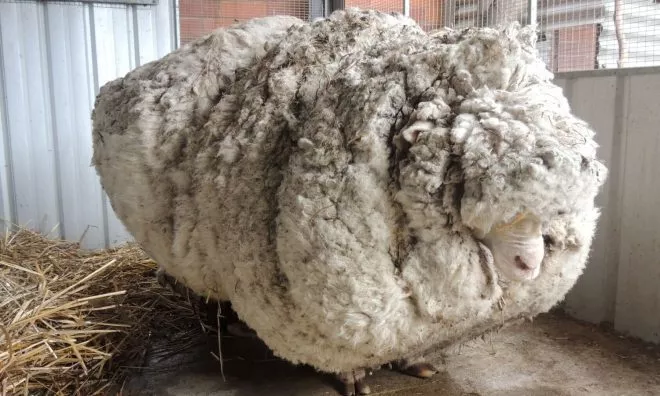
[555,67,660,343]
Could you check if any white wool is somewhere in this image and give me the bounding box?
[91,9,607,374]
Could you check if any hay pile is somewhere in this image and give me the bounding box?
[0,228,201,395]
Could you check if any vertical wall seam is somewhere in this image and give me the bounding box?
[611,73,628,326]
[563,76,575,104]
[19,5,42,231]
[0,14,18,228]
[126,5,136,70]
[559,76,574,315]
[66,5,83,240]
[87,4,110,248]
[172,0,180,50]
[42,3,66,240]
[131,5,141,66]
[152,5,159,55]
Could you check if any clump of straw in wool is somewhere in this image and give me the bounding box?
[0,227,202,395]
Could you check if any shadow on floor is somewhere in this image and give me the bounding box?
[121,311,660,396]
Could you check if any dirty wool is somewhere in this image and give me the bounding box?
[91,9,608,376]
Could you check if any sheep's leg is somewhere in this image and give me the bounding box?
[156,268,256,338]
[156,267,189,297]
[336,368,371,395]
[399,361,438,378]
[226,320,258,338]
[392,357,439,378]
[391,357,439,378]
[199,299,258,338]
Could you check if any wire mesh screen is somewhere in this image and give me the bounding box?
[175,0,660,72]
[345,0,404,13]
[441,0,530,29]
[177,0,309,44]
[410,0,444,31]
[426,0,660,72]
[535,0,660,71]
[536,0,604,72]
[596,0,660,69]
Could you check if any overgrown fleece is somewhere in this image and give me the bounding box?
[92,9,607,374]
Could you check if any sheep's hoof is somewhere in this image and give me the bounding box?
[337,368,371,395]
[156,268,182,293]
[226,321,258,338]
[395,360,438,378]
[156,267,170,288]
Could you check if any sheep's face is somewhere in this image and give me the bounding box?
[481,214,545,282]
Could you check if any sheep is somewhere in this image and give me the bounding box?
[91,9,608,395]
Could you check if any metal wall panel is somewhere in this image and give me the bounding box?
[559,74,620,325]
[0,0,176,248]
[556,67,660,344]
[613,72,660,343]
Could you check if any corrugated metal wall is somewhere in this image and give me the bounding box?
[555,67,660,343]
[0,0,177,248]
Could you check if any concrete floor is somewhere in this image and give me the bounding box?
[122,311,660,396]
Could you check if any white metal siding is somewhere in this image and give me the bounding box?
[0,0,176,248]
[556,67,660,343]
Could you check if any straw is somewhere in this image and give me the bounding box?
[0,227,200,395]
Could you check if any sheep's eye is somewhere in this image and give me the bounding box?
[543,234,555,247]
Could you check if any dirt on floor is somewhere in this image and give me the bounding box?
[121,310,660,396]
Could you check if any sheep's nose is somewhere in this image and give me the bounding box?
[515,255,531,271]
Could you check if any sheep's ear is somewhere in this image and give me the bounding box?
[472,227,487,240]
[401,121,434,144]
[402,128,419,144]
